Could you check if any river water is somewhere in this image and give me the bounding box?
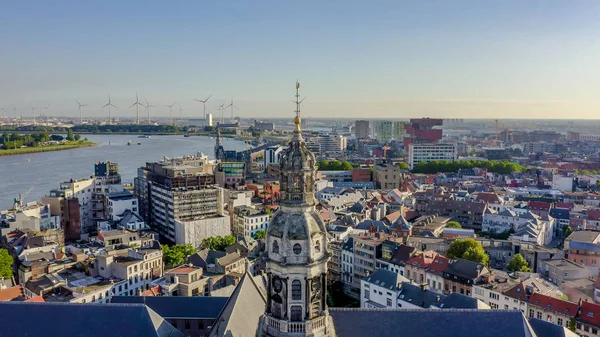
[0,134,247,209]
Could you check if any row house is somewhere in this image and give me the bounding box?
[426,200,487,231]
[360,269,407,309]
[527,293,578,329]
[482,208,542,234]
[404,251,449,293]
[565,230,600,275]
[442,258,491,296]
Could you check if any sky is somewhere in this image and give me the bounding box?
[1,0,600,120]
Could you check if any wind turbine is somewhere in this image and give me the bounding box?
[165,102,176,125]
[44,105,50,124]
[0,106,6,120]
[178,103,185,124]
[194,94,212,119]
[216,100,226,124]
[225,97,238,121]
[76,100,87,123]
[130,93,143,125]
[102,95,118,123]
[30,104,37,125]
[143,98,155,124]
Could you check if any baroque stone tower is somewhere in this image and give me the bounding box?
[263,82,335,337]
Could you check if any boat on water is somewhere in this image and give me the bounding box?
[137,142,142,145]
[127,140,132,146]
[138,135,151,139]
[184,134,190,137]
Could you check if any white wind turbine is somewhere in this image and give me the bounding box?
[194,94,212,119]
[225,97,238,121]
[130,93,143,125]
[30,104,38,125]
[44,105,51,124]
[76,100,87,123]
[178,103,185,124]
[143,98,155,124]
[0,106,6,120]
[102,95,118,123]
[166,102,176,125]
[216,100,226,124]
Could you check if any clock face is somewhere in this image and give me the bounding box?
[272,276,283,293]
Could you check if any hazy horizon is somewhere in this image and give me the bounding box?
[2,1,600,119]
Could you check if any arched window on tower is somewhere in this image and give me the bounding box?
[292,280,302,300]
[315,240,321,253]
[272,240,279,254]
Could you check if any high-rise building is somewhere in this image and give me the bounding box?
[354,120,370,139]
[403,118,443,148]
[315,134,347,153]
[372,121,394,142]
[408,143,458,170]
[135,153,226,244]
[262,83,335,336]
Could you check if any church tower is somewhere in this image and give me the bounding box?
[263,82,335,337]
[214,128,225,161]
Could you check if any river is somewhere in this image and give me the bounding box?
[0,134,248,209]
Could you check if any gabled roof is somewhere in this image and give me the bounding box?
[341,237,354,252]
[388,245,417,266]
[188,249,227,268]
[406,251,437,269]
[426,255,450,276]
[362,269,405,292]
[356,220,389,233]
[111,296,228,319]
[566,231,600,244]
[528,318,578,337]
[529,201,553,211]
[397,282,445,308]
[329,309,535,337]
[444,258,489,280]
[550,208,570,220]
[0,302,184,337]
[208,271,267,337]
[588,210,600,221]
[578,301,600,327]
[474,192,503,204]
[0,285,23,301]
[528,293,578,317]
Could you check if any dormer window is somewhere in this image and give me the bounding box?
[272,240,279,254]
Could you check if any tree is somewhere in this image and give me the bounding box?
[507,254,531,272]
[253,229,267,240]
[396,162,409,170]
[66,128,74,141]
[201,235,237,251]
[162,244,197,268]
[446,238,489,265]
[563,225,573,239]
[446,221,462,229]
[568,318,576,332]
[0,248,14,279]
[74,134,81,141]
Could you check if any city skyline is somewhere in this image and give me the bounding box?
[2,1,600,119]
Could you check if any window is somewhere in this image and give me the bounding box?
[315,240,321,253]
[557,318,563,326]
[387,298,392,307]
[293,244,302,255]
[529,310,534,318]
[292,280,302,300]
[364,289,370,300]
[592,328,598,334]
[291,306,303,322]
[537,312,542,319]
[272,240,279,254]
[184,320,191,329]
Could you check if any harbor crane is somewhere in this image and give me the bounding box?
[14,187,34,210]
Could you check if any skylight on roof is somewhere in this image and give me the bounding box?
[588,312,595,317]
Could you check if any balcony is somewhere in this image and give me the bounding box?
[265,315,327,336]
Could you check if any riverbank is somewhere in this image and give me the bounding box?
[0,141,95,156]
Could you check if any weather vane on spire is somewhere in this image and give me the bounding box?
[293,80,306,130]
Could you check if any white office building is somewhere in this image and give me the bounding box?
[408,143,458,170]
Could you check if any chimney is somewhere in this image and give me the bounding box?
[436,295,441,302]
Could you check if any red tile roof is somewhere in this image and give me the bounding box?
[426,255,450,276]
[170,266,198,274]
[141,285,162,296]
[474,192,503,205]
[24,296,45,303]
[0,286,23,301]
[528,293,578,317]
[579,301,600,326]
[556,202,575,210]
[528,201,552,211]
[588,210,600,221]
[503,282,529,302]
[406,251,437,269]
[384,211,402,224]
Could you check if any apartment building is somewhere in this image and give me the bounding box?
[565,231,600,275]
[135,155,227,244]
[232,206,271,237]
[341,238,354,287]
[315,134,347,153]
[360,269,407,309]
[408,143,457,170]
[427,200,487,231]
[482,208,543,234]
[354,120,370,139]
[352,233,402,289]
[527,293,578,328]
[373,163,407,189]
[442,258,491,296]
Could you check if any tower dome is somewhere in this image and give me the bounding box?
[263,81,334,337]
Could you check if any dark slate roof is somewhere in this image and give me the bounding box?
[111,296,229,319]
[362,269,402,291]
[188,249,227,268]
[107,190,135,201]
[348,201,367,213]
[528,318,577,337]
[397,282,446,308]
[444,258,487,280]
[388,245,416,266]
[550,208,570,220]
[330,309,535,337]
[356,220,389,233]
[341,237,354,252]
[0,302,184,337]
[431,292,483,309]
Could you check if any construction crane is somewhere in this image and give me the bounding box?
[14,187,34,210]
[382,144,391,158]
[493,119,499,141]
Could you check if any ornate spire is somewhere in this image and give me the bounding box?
[292,80,305,143]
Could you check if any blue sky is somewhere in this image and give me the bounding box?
[1,0,599,119]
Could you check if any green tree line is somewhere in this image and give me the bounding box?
[318,160,360,171]
[1,132,71,149]
[412,160,524,174]
[0,124,187,134]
